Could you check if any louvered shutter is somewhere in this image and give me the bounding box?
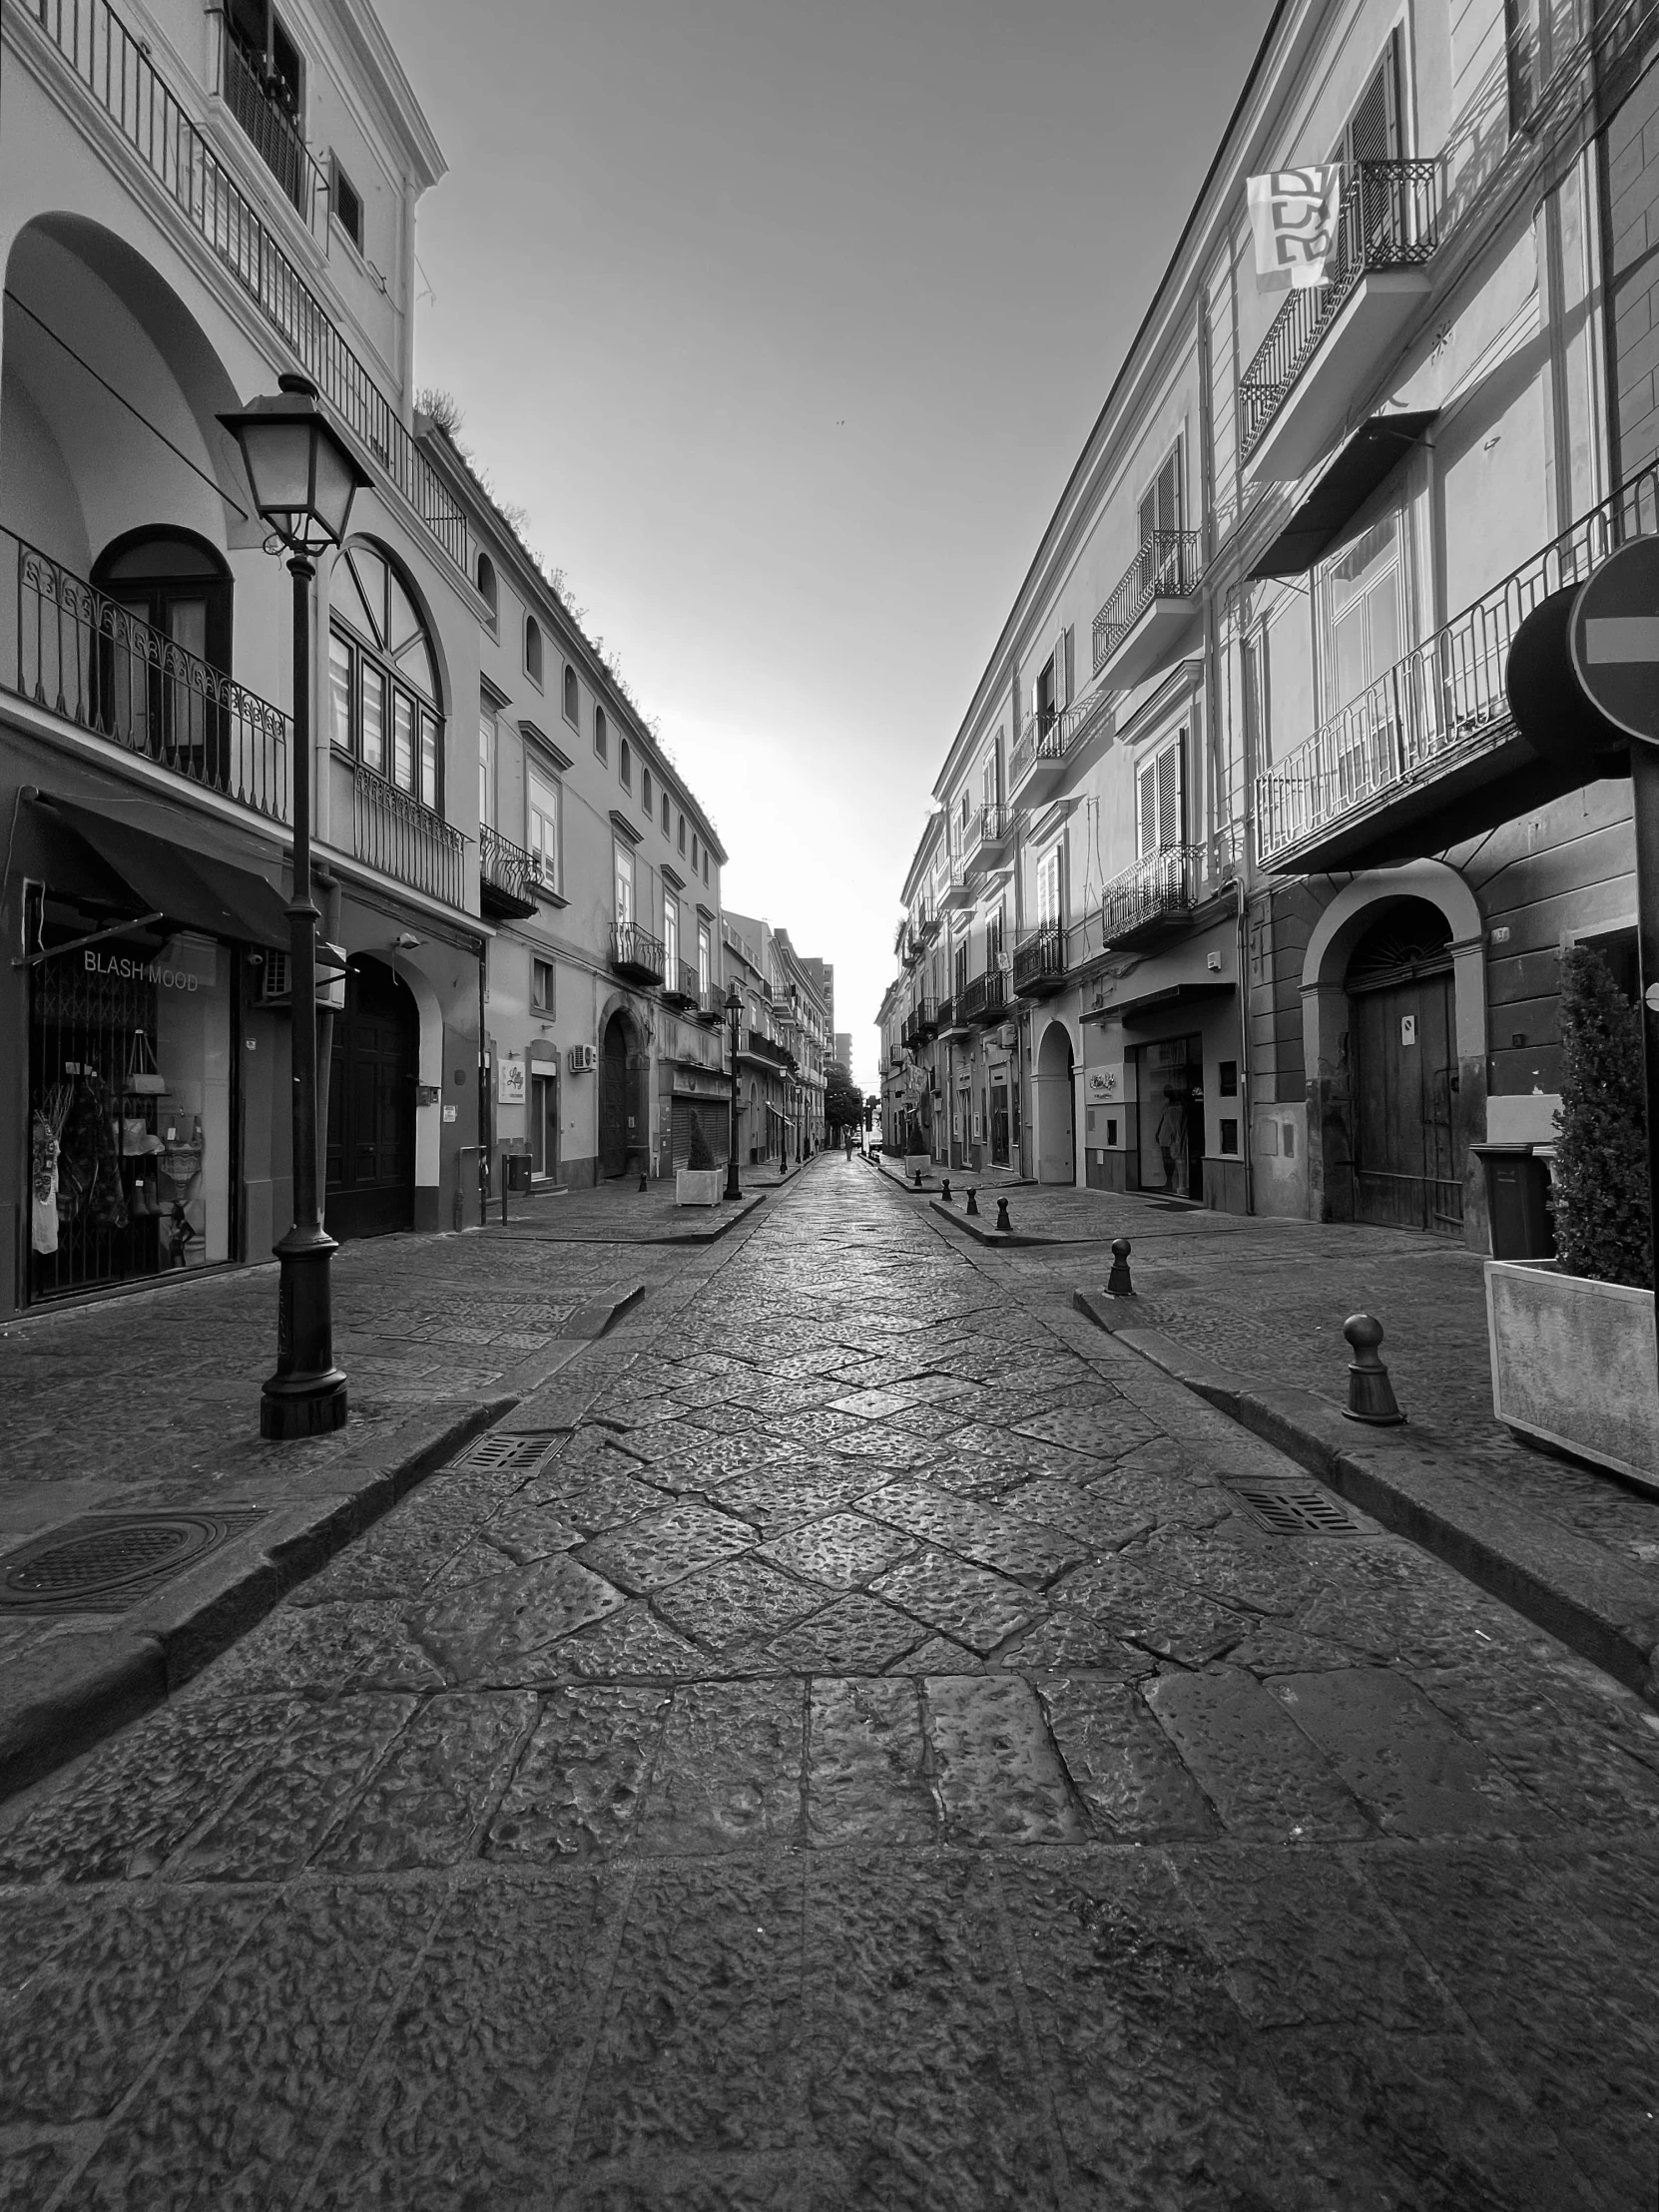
[1157,740,1182,847]
[1138,485,1157,546]
[1058,627,1073,709]
[1137,760,1158,855]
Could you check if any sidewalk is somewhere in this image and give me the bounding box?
[0,1218,691,1797]
[935,1182,1659,1699]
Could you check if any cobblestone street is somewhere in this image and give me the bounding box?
[4,1156,1659,2209]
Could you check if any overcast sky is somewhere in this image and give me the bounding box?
[377,0,1277,1086]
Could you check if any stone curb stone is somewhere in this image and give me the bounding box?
[927,1199,1061,1250]
[1072,1287,1659,1706]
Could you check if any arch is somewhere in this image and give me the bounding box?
[598,1002,649,1177]
[565,664,580,727]
[1302,861,1485,1057]
[476,551,497,623]
[92,524,234,672]
[525,613,543,685]
[1034,1018,1077,1185]
[328,535,446,810]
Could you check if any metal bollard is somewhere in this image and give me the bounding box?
[913,1168,923,1190]
[1343,1313,1405,1425]
[1107,1238,1134,1296]
[965,1188,979,1216]
[941,1180,952,1204]
[995,1197,1012,1233]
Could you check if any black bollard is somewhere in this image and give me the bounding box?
[638,1171,649,1194]
[913,1168,923,1190]
[995,1197,1012,1233]
[1343,1313,1405,1424]
[941,1180,952,1204]
[965,1188,979,1216]
[1107,1238,1134,1296]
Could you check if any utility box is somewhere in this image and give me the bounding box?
[503,1150,533,1196]
[1472,1143,1555,1262]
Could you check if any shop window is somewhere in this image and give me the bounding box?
[1106,1116,1118,1146]
[524,615,543,686]
[1219,1060,1238,1096]
[1220,1118,1239,1154]
[532,956,555,1012]
[329,540,442,812]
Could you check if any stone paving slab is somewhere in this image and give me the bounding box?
[1,1156,1657,2206]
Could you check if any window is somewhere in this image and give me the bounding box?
[692,832,700,870]
[698,923,712,996]
[329,157,363,252]
[1035,845,1061,928]
[329,540,442,810]
[563,664,579,727]
[986,905,1005,967]
[1138,444,1183,550]
[641,765,653,815]
[476,553,497,628]
[664,896,679,979]
[1136,734,1184,854]
[1219,1061,1239,1097]
[954,939,968,996]
[1220,1119,1240,1155]
[531,957,554,1013]
[1324,514,1403,716]
[678,814,686,854]
[229,0,302,118]
[702,850,709,885]
[524,616,543,685]
[478,707,495,830]
[594,705,608,763]
[619,737,632,790]
[527,769,559,891]
[614,843,634,925]
[1506,0,1539,131]
[662,793,671,834]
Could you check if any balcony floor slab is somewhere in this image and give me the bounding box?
[1247,269,1434,485]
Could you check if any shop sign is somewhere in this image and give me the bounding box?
[989,1062,1008,1084]
[1085,1067,1120,1104]
[497,1052,527,1105]
[78,934,218,992]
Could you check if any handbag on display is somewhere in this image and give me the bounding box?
[126,1030,167,1097]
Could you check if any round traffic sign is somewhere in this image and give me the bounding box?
[1569,535,1659,746]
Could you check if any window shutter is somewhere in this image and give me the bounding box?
[1057,627,1072,709]
[1137,760,1158,854]
[1138,486,1156,546]
[1348,46,1396,165]
[1157,741,1182,848]
[1158,448,1181,537]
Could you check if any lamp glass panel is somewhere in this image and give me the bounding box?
[310,435,360,543]
[237,416,315,514]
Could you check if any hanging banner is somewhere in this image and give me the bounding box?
[1247,167,1343,290]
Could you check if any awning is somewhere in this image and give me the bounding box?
[31,796,290,948]
[1248,412,1437,578]
[1104,980,1235,1028]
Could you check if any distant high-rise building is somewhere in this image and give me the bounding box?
[801,958,833,1027]
[834,1032,853,1084]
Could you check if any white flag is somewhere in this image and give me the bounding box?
[1247,167,1343,291]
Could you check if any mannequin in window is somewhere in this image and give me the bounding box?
[1155,1087,1186,1192]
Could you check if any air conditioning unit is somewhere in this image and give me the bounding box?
[994,1023,1017,1049]
[568,1043,598,1074]
[253,944,346,1010]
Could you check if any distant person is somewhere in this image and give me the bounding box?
[1155,1087,1185,1193]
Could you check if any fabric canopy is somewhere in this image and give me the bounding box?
[34,797,290,949]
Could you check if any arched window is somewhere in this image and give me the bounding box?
[619,737,632,790]
[564,664,579,727]
[94,527,233,671]
[329,539,444,812]
[524,615,543,685]
[476,553,497,627]
[594,704,608,762]
[92,528,236,781]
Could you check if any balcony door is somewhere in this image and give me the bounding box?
[1137,445,1184,594]
[1335,38,1401,263]
[92,530,233,786]
[1322,515,1405,802]
[1136,734,1185,855]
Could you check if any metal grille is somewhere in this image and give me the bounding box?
[1226,1479,1366,1536]
[0,1510,264,1612]
[453,1431,563,1472]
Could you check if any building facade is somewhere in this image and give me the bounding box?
[722,913,831,1166]
[881,0,1651,1250]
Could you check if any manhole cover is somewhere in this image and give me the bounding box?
[453,1432,562,1472]
[1225,1480,1366,1536]
[0,1510,266,1613]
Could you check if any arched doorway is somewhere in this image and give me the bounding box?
[325,957,416,1239]
[1346,899,1461,1233]
[599,1011,645,1177]
[1035,1021,1076,1185]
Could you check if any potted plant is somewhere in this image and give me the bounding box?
[675,1113,724,1208]
[1485,943,1658,1487]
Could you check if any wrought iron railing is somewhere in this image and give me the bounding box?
[933,994,960,1033]
[352,763,464,905]
[5,530,289,822]
[1101,846,1201,942]
[957,966,1009,1025]
[1238,160,1441,463]
[965,802,1011,864]
[1010,682,1115,789]
[1092,530,1204,674]
[664,959,700,1004]
[1256,467,1659,864]
[610,920,666,982]
[746,1028,794,1069]
[28,0,471,573]
[479,825,541,907]
[1012,922,1067,993]
[215,15,323,223]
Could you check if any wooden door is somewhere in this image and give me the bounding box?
[1351,966,1460,1232]
[600,1019,631,1178]
[325,958,414,1239]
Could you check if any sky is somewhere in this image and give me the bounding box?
[376,0,1279,1088]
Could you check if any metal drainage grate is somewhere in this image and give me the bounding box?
[452,1431,563,1472]
[1225,1480,1366,1537]
[0,1509,266,1614]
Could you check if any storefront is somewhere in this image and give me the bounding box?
[671,1062,731,1169]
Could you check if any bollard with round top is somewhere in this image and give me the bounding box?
[1107,1238,1134,1296]
[965,1188,979,1216]
[995,1197,1012,1234]
[1343,1313,1405,1425]
[940,1180,952,1204]
[913,1168,923,1190]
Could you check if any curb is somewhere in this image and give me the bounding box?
[928,1199,1053,1249]
[0,1280,652,1805]
[1072,1288,1659,1706]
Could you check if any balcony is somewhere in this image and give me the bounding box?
[1012,923,1068,998]
[697,987,726,1027]
[352,764,465,906]
[934,994,971,1042]
[31,0,470,574]
[663,960,701,1010]
[1255,469,1659,875]
[964,803,1014,881]
[957,966,1009,1026]
[4,530,290,825]
[1009,683,1115,806]
[217,17,323,224]
[745,1029,795,1071]
[1092,532,1203,689]
[1101,846,1202,948]
[1240,161,1440,482]
[478,826,541,919]
[610,920,666,985]
[938,854,974,912]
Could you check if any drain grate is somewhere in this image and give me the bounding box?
[1224,1479,1366,1536]
[452,1431,563,1472]
[0,1509,266,1614]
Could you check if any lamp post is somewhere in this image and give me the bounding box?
[221,373,370,1439]
[724,979,744,1201]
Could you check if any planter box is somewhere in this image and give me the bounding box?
[903,1154,930,1182]
[1485,1259,1659,1491]
[675,1167,724,1208]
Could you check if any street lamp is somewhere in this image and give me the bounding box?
[724,979,744,1201]
[221,373,370,1439]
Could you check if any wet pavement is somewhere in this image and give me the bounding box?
[3,1155,1659,2208]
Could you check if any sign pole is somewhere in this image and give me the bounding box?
[1631,744,1659,1326]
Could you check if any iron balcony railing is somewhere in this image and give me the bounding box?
[6,529,289,822]
[351,762,464,905]
[933,994,961,1034]
[957,965,1009,1025]
[1010,681,1116,788]
[1238,160,1441,463]
[610,920,666,983]
[663,959,700,1006]
[965,802,1011,865]
[697,987,725,1025]
[746,1028,794,1070]
[478,824,542,909]
[1256,465,1659,864]
[29,0,471,574]
[1102,845,1201,942]
[215,13,324,224]
[1092,530,1204,675]
[1012,922,1067,994]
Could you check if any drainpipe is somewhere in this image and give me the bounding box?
[1237,873,1254,1219]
